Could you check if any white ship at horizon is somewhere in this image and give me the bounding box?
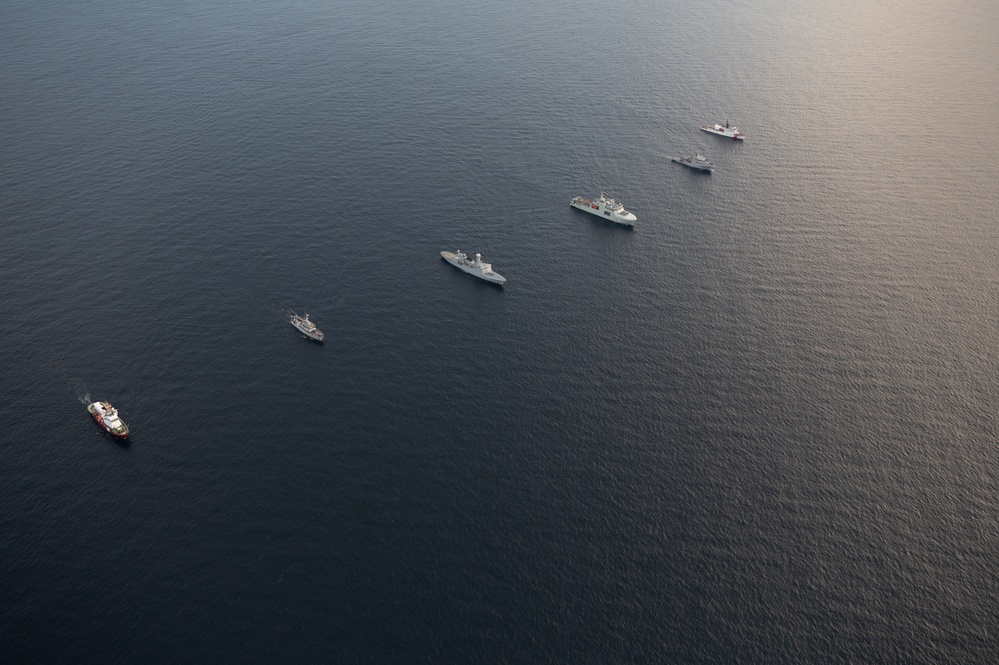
[441,250,507,285]
[569,192,637,226]
[700,120,745,140]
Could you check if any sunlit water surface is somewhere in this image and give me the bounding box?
[1,0,997,662]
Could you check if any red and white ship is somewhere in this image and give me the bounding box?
[88,401,129,439]
[700,120,745,140]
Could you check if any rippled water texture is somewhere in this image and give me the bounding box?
[2,0,997,661]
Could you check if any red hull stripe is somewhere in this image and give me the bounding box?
[91,413,128,438]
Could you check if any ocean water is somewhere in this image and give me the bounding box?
[2,0,998,662]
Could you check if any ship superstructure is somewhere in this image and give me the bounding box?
[291,313,325,341]
[88,401,129,438]
[700,120,744,140]
[440,250,507,285]
[672,153,715,172]
[569,193,637,226]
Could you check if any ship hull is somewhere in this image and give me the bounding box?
[441,252,506,285]
[88,404,129,439]
[291,322,324,341]
[290,315,324,341]
[569,200,636,226]
[672,158,714,172]
[700,126,744,140]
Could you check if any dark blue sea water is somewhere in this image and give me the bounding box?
[2,0,998,662]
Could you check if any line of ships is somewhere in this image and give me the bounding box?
[672,121,745,173]
[87,121,744,440]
